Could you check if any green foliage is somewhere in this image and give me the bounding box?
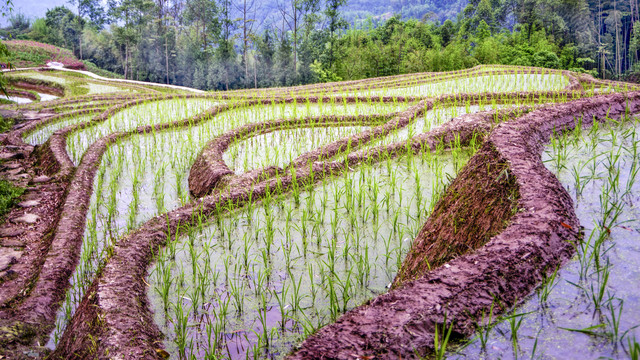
[533,50,560,69]
[7,48,50,66]
[0,179,24,219]
[81,60,124,79]
[0,115,13,131]
[0,0,625,88]
[27,19,49,43]
[67,81,90,96]
[0,41,10,95]
[310,60,342,82]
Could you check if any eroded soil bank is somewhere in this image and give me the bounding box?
[46,97,567,359]
[288,92,640,358]
[189,90,578,199]
[0,70,619,359]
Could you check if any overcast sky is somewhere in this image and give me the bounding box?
[1,0,77,26]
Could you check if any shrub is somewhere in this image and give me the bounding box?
[3,40,85,69]
[533,50,560,69]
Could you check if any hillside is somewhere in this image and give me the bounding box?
[2,40,84,69]
[250,0,465,27]
[8,0,461,28]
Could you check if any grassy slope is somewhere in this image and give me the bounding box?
[3,40,123,79]
[3,40,84,69]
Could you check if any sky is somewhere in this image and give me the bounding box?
[1,0,77,26]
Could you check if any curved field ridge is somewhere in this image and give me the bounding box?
[220,65,583,98]
[289,92,640,358]
[0,65,633,359]
[51,97,570,357]
[190,90,581,198]
[188,113,396,197]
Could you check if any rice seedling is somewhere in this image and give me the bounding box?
[16,64,638,360]
[456,114,640,359]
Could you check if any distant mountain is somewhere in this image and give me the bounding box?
[253,0,465,28]
[339,0,465,23]
[1,0,463,28]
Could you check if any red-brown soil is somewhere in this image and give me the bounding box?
[289,92,640,359]
[0,69,631,359]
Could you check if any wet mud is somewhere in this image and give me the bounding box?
[0,69,630,359]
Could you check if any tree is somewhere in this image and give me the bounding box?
[71,0,106,27]
[274,31,294,85]
[323,0,347,69]
[475,0,494,29]
[45,7,75,47]
[108,0,155,78]
[28,19,50,43]
[8,13,30,34]
[183,0,220,51]
[441,19,454,46]
[278,0,320,81]
[255,29,276,87]
[213,0,237,90]
[236,0,259,87]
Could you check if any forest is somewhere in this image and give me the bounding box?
[1,0,639,90]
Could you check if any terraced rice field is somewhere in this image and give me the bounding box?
[0,65,639,360]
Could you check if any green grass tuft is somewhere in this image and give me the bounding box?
[0,115,14,132]
[0,179,24,218]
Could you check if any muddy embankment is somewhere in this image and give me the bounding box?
[3,89,39,101]
[0,94,215,357]
[49,89,592,359]
[188,113,396,197]
[289,92,640,359]
[7,77,66,97]
[576,73,640,91]
[190,90,581,198]
[221,65,579,99]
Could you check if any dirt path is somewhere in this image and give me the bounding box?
[3,66,205,94]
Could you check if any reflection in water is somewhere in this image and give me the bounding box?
[452,118,640,360]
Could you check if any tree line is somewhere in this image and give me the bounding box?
[2,0,639,90]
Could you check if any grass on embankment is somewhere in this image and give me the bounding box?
[0,179,24,218]
[0,115,24,217]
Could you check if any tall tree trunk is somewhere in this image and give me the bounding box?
[599,0,605,78]
[615,0,621,75]
[293,5,297,81]
[165,35,170,84]
[243,0,249,86]
[124,42,129,79]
